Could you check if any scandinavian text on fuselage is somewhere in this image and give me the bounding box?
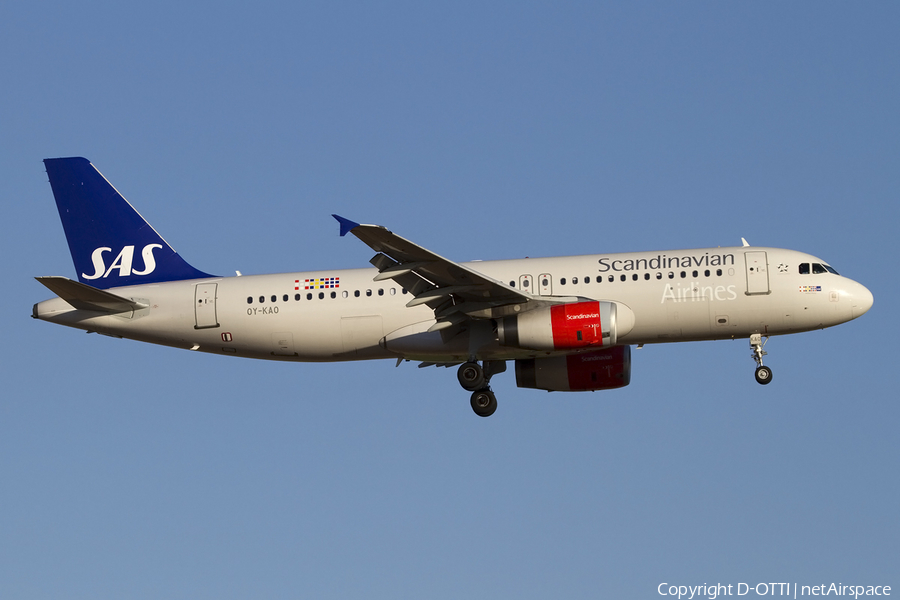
[598,252,736,273]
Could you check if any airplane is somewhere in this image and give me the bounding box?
[33,157,874,417]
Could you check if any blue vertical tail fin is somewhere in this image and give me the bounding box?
[43,157,214,288]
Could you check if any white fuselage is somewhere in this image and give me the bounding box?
[34,246,873,363]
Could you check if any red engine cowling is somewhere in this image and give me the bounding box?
[515,345,632,391]
[498,301,621,351]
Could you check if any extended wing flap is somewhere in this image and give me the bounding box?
[35,276,148,314]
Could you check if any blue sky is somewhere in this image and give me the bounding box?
[2,2,898,598]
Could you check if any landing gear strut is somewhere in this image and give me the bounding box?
[750,333,773,385]
[458,360,506,417]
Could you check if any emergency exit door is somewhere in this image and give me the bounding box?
[538,273,553,296]
[518,274,533,292]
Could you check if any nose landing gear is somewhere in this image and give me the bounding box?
[458,360,506,417]
[750,333,773,385]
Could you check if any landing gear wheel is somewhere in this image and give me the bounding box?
[470,389,497,417]
[457,362,486,391]
[755,365,773,385]
[749,334,772,386]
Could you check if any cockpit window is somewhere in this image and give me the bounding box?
[806,263,839,275]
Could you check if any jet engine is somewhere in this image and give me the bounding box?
[497,300,633,351]
[515,345,631,392]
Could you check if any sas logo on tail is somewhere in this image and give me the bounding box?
[82,244,163,280]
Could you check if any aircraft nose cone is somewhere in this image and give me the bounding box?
[851,282,874,319]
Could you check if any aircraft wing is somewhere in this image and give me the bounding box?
[334,215,559,334]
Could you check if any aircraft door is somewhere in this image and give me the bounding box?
[194,283,219,329]
[538,273,553,296]
[518,274,533,293]
[744,251,770,295]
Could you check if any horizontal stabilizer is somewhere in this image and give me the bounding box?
[35,276,148,314]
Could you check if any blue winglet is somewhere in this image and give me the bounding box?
[332,214,360,237]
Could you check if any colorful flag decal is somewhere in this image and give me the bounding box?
[296,277,340,290]
[799,285,821,293]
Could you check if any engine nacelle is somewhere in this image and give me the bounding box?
[497,300,633,351]
[515,345,632,392]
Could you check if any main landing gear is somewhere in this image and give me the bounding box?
[750,333,773,385]
[458,360,505,417]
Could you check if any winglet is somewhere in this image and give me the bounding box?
[332,214,360,237]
